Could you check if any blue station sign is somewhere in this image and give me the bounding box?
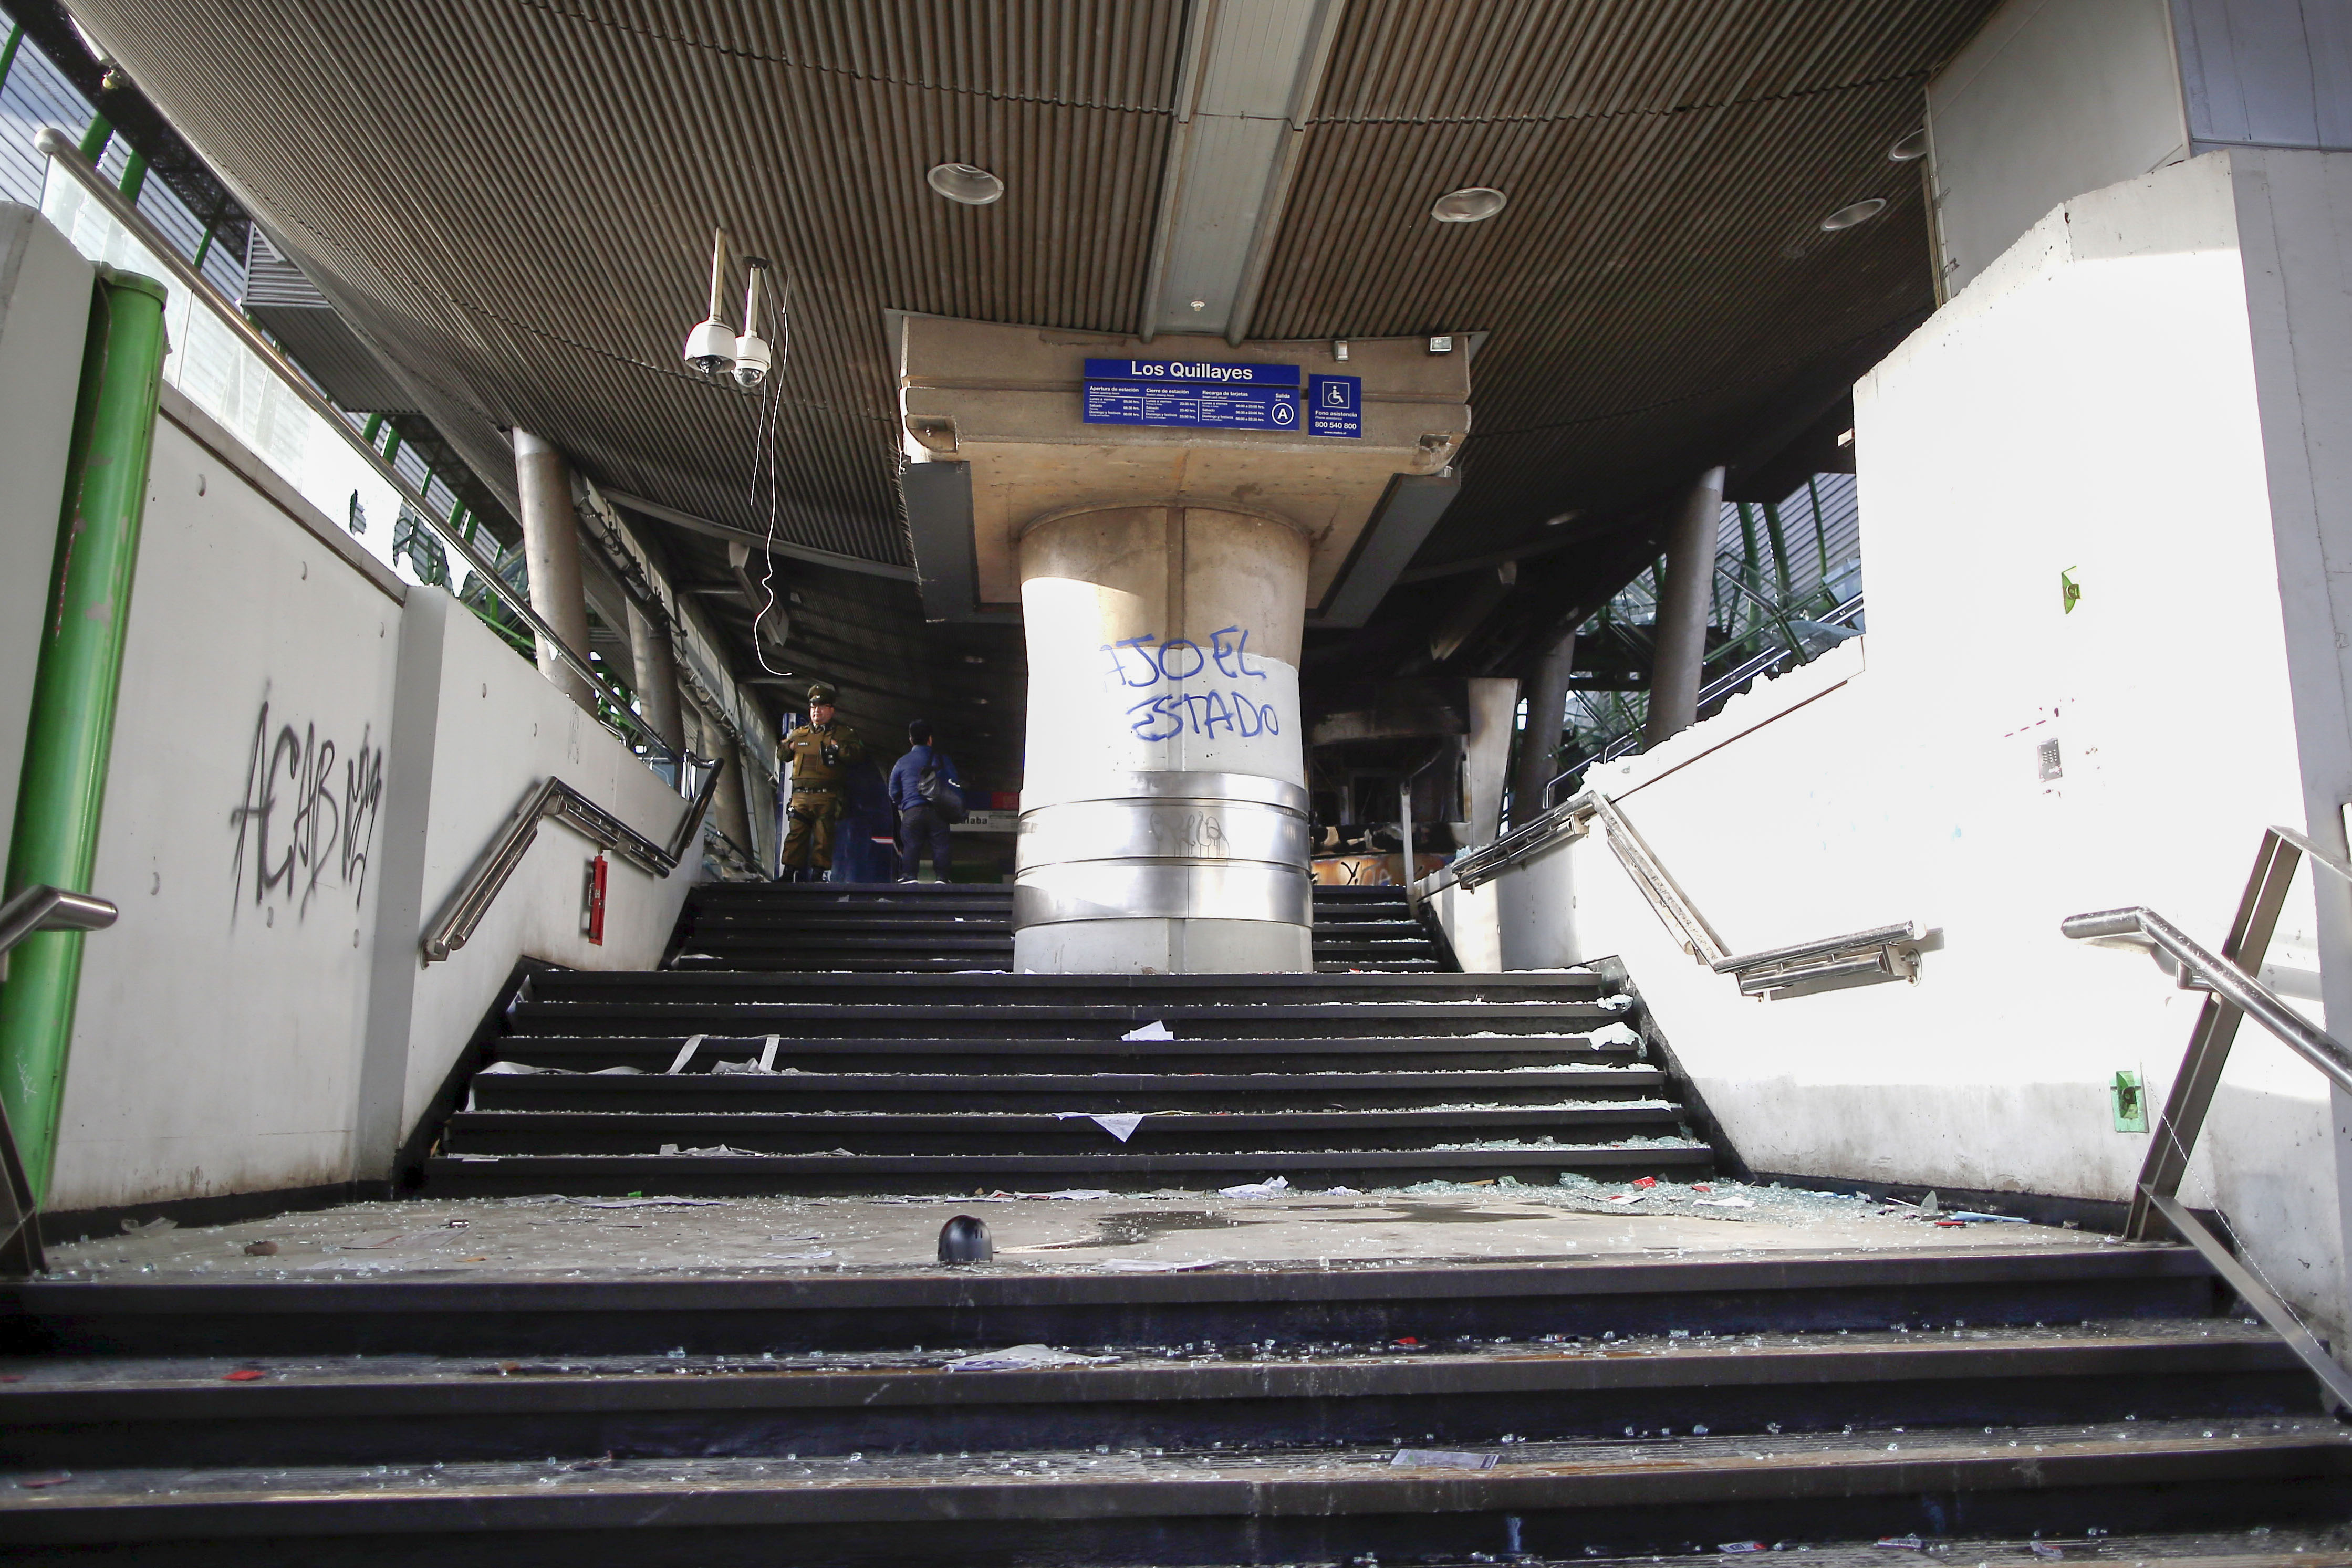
[1083,358,1303,432]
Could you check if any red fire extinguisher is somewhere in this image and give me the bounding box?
[586,852,608,945]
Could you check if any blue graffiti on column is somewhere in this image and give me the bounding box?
[1101,625,1281,740]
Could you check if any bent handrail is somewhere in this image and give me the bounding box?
[2063,824,2352,1413]
[0,884,114,1277]
[1420,788,1917,998]
[423,760,724,963]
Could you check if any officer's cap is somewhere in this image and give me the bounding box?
[806,682,838,705]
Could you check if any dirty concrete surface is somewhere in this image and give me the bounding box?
[40,1175,2110,1282]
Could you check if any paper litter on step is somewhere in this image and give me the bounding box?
[1121,1020,1174,1041]
[565,1197,728,1209]
[665,1035,707,1074]
[946,1344,1119,1372]
[591,1065,645,1075]
[1390,1449,1497,1470]
[1596,992,1636,1012]
[1220,1176,1289,1199]
[476,1061,554,1075]
[1587,1021,1642,1048]
[1695,1195,1756,1209]
[1095,1258,1225,1273]
[1014,1189,1116,1201]
[1055,1112,1149,1142]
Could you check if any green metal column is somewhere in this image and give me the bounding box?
[0,267,170,1202]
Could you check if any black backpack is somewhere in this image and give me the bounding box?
[918,751,968,823]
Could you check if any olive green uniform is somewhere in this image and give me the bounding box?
[780,718,865,872]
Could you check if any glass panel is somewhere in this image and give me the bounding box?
[39,159,418,585]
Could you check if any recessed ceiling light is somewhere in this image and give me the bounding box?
[927,163,1004,205]
[1819,198,1888,232]
[1544,509,1581,528]
[1888,128,1929,162]
[1431,187,1507,223]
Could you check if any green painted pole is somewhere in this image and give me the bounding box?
[117,151,147,201]
[0,267,169,1203]
[78,114,111,163]
[0,26,26,96]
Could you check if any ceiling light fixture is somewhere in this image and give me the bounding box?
[1888,129,1929,162]
[1431,186,1507,223]
[927,163,1004,205]
[733,259,774,389]
[1818,198,1888,232]
[682,226,736,376]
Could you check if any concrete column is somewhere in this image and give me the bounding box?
[512,428,594,710]
[1513,625,1578,819]
[1644,466,1724,748]
[1014,504,1313,974]
[623,598,685,755]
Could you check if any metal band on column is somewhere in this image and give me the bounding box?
[1014,772,1310,929]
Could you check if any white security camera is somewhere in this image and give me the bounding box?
[683,226,736,374]
[731,262,774,389]
[732,331,772,389]
[683,317,735,376]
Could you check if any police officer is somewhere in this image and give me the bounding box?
[780,682,865,880]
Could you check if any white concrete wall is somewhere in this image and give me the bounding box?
[50,397,404,1209]
[388,591,700,1141]
[39,384,700,1212]
[0,205,92,879]
[1466,151,2349,1332]
[1929,0,2191,295]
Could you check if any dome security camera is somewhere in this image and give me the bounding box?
[683,317,736,376]
[732,331,772,389]
[683,226,736,375]
[731,262,774,389]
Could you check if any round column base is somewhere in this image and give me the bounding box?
[1013,918,1312,975]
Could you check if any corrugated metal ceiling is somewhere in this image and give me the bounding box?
[61,0,1994,750]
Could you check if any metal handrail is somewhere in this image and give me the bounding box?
[423,759,724,961]
[33,129,679,767]
[0,884,115,1278]
[1422,787,1916,998]
[0,884,117,959]
[1535,590,1866,810]
[2062,824,2352,1413]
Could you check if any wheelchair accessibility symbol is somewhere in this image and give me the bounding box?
[1306,373,1362,438]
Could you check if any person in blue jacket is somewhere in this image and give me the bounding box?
[888,719,961,882]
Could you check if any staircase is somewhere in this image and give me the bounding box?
[427,963,1697,1197]
[3,886,2345,1564]
[671,882,1449,973]
[1,1250,2335,1562]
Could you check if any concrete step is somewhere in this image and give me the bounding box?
[8,1421,2341,1564]
[438,1104,1691,1157]
[507,1002,1629,1040]
[483,1034,1640,1074]
[539,970,1598,1005]
[0,1249,2227,1358]
[422,1143,1716,1196]
[0,1326,2302,1472]
[465,1068,1673,1114]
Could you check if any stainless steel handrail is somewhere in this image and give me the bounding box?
[2062,823,2352,1412]
[1421,787,1916,998]
[0,884,117,959]
[423,759,724,961]
[1535,590,1867,811]
[0,884,114,1277]
[33,129,678,766]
